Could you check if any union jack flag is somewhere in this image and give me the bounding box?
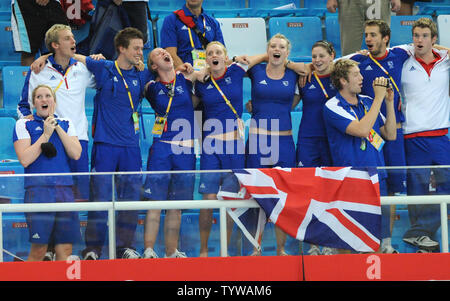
[222,167,381,253]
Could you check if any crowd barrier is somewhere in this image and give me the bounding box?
[0,166,449,262]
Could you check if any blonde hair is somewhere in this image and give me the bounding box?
[331,59,359,91]
[32,85,56,105]
[206,41,228,57]
[45,24,72,53]
[268,33,292,52]
[413,17,438,38]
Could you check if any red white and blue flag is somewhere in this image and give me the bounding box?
[219,167,381,253]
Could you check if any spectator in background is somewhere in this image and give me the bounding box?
[11,0,69,66]
[396,0,431,15]
[296,40,338,255]
[400,18,450,253]
[109,0,149,44]
[326,0,401,55]
[13,84,82,261]
[72,27,152,260]
[323,59,397,253]
[160,0,225,70]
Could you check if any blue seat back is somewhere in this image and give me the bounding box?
[2,66,29,110]
[0,117,18,160]
[268,17,322,62]
[324,14,341,57]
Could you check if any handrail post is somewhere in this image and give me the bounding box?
[441,202,448,253]
[219,207,228,257]
[108,174,116,260]
[0,212,3,262]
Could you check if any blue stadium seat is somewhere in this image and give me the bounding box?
[0,117,18,161]
[243,77,252,113]
[216,17,267,58]
[2,65,29,117]
[437,14,450,48]
[202,0,251,18]
[248,0,300,9]
[0,21,21,68]
[148,0,185,11]
[143,20,154,64]
[268,17,323,62]
[302,0,328,15]
[291,111,302,145]
[390,15,432,47]
[85,87,96,116]
[242,112,252,143]
[0,163,24,204]
[140,113,156,167]
[0,0,10,20]
[156,17,165,47]
[414,1,450,16]
[324,14,341,57]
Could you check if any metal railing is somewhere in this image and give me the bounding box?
[0,168,449,262]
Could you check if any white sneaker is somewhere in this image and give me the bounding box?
[403,236,439,250]
[307,245,321,255]
[66,255,81,261]
[165,249,187,258]
[322,247,338,255]
[143,247,159,259]
[43,251,55,261]
[121,248,141,259]
[83,251,99,260]
[381,245,399,254]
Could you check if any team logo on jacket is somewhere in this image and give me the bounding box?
[225,77,232,85]
[387,61,394,69]
[132,80,138,86]
[176,86,184,94]
[283,81,289,86]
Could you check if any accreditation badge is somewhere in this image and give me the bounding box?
[192,49,206,71]
[132,111,140,134]
[367,129,385,152]
[152,115,167,138]
[237,118,245,140]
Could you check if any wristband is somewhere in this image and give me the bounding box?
[285,60,291,68]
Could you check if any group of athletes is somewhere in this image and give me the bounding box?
[12,15,450,261]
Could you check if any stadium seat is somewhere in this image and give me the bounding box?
[268,16,322,62]
[85,87,96,116]
[248,0,300,9]
[0,117,18,161]
[243,77,251,113]
[156,17,165,47]
[324,14,341,57]
[202,0,252,18]
[2,65,29,117]
[437,15,450,48]
[0,21,21,68]
[0,163,24,204]
[148,0,185,12]
[140,113,156,167]
[216,18,267,58]
[302,0,328,15]
[389,15,432,47]
[414,1,450,16]
[291,111,302,145]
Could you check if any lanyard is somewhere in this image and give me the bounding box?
[49,65,73,93]
[313,72,329,99]
[114,61,136,112]
[210,75,240,120]
[348,99,368,121]
[368,53,402,110]
[162,76,177,118]
[188,17,206,48]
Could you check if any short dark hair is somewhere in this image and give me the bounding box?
[114,27,144,53]
[365,19,391,45]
